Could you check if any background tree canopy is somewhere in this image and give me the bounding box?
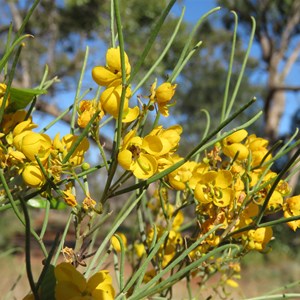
[1,0,299,144]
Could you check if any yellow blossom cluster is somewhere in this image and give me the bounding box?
[163,129,299,254]
[118,125,182,179]
[135,201,184,271]
[90,47,139,123]
[0,93,89,189]
[89,47,181,179]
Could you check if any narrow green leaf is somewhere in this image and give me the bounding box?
[40,264,56,300]
[8,87,47,112]
[27,198,67,210]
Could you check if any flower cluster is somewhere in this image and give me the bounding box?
[91,47,139,123]
[118,125,182,179]
[0,94,89,189]
[162,129,299,254]
[136,201,184,268]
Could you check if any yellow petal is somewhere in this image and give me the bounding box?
[55,281,83,300]
[142,135,163,155]
[111,233,127,252]
[13,119,38,136]
[224,129,248,144]
[213,188,233,207]
[106,47,131,75]
[92,66,119,86]
[132,153,157,179]
[194,183,212,204]
[155,82,177,103]
[226,279,239,288]
[54,262,86,293]
[118,149,133,170]
[22,164,45,187]
[122,106,139,123]
[215,170,232,188]
[134,243,145,257]
[223,143,249,160]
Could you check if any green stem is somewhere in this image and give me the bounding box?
[0,34,32,72]
[132,7,185,94]
[110,0,116,47]
[20,199,39,300]
[53,212,73,265]
[225,16,256,120]
[15,0,40,39]
[85,190,146,277]
[0,43,23,123]
[170,7,221,82]
[220,11,237,123]
[36,234,60,291]
[39,199,50,239]
[0,170,48,257]
[40,104,74,133]
[128,0,177,84]
[71,46,89,134]
[113,0,126,156]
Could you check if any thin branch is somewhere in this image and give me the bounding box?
[278,2,300,59]
[280,41,300,80]
[273,85,300,92]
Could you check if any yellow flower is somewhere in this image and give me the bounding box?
[147,125,182,156]
[164,204,184,230]
[189,162,210,189]
[63,190,77,207]
[55,262,115,300]
[150,82,177,116]
[100,80,139,122]
[246,227,273,251]
[82,195,96,211]
[134,243,146,258]
[283,195,300,231]
[118,125,182,179]
[194,170,234,207]
[147,226,182,268]
[12,119,38,136]
[14,131,52,163]
[246,134,271,167]
[118,130,158,179]
[77,99,104,128]
[168,156,197,190]
[6,147,26,164]
[61,134,89,166]
[92,47,131,87]
[111,232,127,252]
[22,164,45,187]
[226,279,239,288]
[222,129,249,161]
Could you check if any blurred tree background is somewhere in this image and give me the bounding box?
[1,0,300,249]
